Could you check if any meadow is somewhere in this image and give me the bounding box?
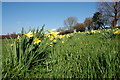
[1,27,120,78]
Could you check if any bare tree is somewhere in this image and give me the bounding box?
[84,17,93,30]
[56,27,64,32]
[64,17,78,30]
[98,0,120,27]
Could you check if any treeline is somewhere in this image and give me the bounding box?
[56,1,120,34]
[0,34,21,39]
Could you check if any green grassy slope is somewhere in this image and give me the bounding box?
[41,34,120,78]
[1,29,120,78]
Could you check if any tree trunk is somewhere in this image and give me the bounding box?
[112,2,118,28]
[112,12,118,27]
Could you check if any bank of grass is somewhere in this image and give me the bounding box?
[0,39,2,79]
[1,28,120,78]
[42,34,120,78]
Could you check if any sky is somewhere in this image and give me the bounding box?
[2,0,119,2]
[2,0,99,2]
[2,2,97,35]
[0,2,2,35]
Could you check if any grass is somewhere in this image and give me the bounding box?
[0,39,2,79]
[1,28,120,78]
[42,34,120,78]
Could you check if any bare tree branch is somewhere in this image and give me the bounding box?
[98,1,120,27]
[64,17,77,30]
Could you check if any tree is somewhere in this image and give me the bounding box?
[84,17,93,31]
[73,23,85,32]
[64,17,78,31]
[56,27,64,32]
[98,1,120,27]
[92,12,105,30]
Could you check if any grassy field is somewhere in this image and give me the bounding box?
[0,39,2,79]
[1,28,120,78]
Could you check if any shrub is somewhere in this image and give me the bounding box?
[74,23,85,32]
[59,30,74,35]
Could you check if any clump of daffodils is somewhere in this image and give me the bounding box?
[58,35,65,39]
[45,29,65,45]
[114,30,120,34]
[44,29,75,45]
[23,31,42,45]
[91,30,100,34]
[45,29,65,40]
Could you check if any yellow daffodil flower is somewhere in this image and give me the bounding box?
[114,30,120,34]
[62,41,64,44]
[66,35,70,38]
[46,43,49,45]
[33,38,41,44]
[50,38,54,41]
[46,43,54,46]
[53,40,57,42]
[91,30,96,33]
[47,29,56,33]
[10,44,14,47]
[44,34,49,37]
[91,30,99,33]
[51,29,56,31]
[24,31,33,38]
[85,31,90,34]
[50,44,54,46]
[58,35,64,39]
[16,35,20,41]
